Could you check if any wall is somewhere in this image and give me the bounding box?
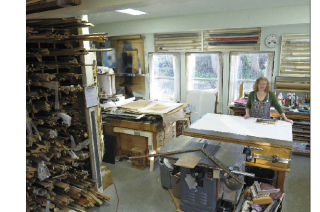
[91,5,310,114]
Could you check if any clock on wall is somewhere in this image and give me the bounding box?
[265,34,278,48]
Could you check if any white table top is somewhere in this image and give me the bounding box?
[189,113,292,142]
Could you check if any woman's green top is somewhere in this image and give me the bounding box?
[246,91,284,114]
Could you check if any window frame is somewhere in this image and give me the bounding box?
[148,52,181,102]
[227,51,275,105]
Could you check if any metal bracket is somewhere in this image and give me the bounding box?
[252,154,290,164]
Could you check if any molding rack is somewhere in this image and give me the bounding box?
[26,17,108,211]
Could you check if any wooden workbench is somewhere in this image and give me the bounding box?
[103,115,186,172]
[103,118,162,150]
[183,113,293,192]
[229,105,310,156]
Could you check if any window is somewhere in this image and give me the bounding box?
[186,53,222,90]
[228,52,274,104]
[149,53,180,101]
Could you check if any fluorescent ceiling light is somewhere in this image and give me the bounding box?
[115,8,146,16]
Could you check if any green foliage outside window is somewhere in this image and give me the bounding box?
[238,54,268,80]
[154,54,174,77]
[194,55,217,78]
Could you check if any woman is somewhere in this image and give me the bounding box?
[244,77,293,124]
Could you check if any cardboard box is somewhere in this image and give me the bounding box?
[131,147,146,169]
[101,165,113,190]
[118,133,148,155]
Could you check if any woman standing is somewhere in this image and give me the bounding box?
[244,77,293,124]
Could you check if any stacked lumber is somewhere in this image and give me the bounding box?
[275,76,310,92]
[26,18,108,211]
[27,0,82,15]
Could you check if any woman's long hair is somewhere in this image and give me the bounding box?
[253,76,270,92]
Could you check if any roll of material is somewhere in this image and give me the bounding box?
[97,67,116,97]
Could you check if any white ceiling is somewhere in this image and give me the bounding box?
[88,0,309,24]
[27,0,309,24]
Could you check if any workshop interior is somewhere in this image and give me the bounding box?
[25,0,311,212]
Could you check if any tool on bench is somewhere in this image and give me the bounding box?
[256,118,277,124]
[252,154,291,164]
[243,146,289,164]
[242,146,263,162]
[249,181,281,206]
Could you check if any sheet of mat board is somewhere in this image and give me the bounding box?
[190,113,292,141]
[120,99,183,115]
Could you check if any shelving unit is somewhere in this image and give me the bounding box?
[275,34,311,155]
[290,115,310,156]
[271,110,310,156]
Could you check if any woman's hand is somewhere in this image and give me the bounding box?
[244,108,250,119]
[281,113,294,125]
[284,118,294,125]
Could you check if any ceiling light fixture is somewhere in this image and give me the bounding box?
[115,8,147,16]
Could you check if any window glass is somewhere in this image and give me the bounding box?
[187,53,221,90]
[228,52,274,104]
[149,53,180,101]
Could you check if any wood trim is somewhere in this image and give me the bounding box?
[103,120,161,133]
[183,128,293,150]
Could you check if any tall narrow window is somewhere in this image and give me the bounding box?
[149,53,180,101]
[228,52,274,105]
[186,53,222,90]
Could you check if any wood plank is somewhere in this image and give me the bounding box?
[175,155,201,169]
[275,83,310,90]
[168,189,183,212]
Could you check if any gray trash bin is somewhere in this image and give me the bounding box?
[159,158,173,189]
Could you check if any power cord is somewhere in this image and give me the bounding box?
[113,183,119,212]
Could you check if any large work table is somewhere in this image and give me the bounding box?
[183,113,293,192]
[229,105,310,156]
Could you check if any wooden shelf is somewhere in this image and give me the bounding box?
[275,89,310,93]
[293,151,310,157]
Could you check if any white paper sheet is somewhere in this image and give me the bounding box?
[85,86,98,108]
[189,113,292,141]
